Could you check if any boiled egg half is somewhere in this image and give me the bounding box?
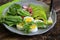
[24,16,34,23]
[30,24,38,32]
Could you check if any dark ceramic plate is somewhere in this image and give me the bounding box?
[3,1,57,36]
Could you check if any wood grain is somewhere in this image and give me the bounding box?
[0,0,60,40]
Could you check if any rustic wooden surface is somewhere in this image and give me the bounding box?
[0,0,60,40]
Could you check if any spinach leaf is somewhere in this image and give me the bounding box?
[7,4,22,16]
[6,4,30,17]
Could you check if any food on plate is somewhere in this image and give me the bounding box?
[34,20,47,28]
[6,4,22,16]
[0,16,22,26]
[29,4,47,24]
[17,22,24,30]
[0,3,53,33]
[27,7,33,13]
[17,9,30,16]
[47,17,53,25]
[24,16,34,23]
[22,5,28,10]
[30,24,38,32]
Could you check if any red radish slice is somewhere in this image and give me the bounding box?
[27,7,33,14]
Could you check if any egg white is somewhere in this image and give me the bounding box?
[34,20,43,23]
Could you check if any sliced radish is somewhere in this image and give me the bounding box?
[27,7,33,14]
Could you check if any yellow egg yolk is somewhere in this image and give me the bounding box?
[30,24,37,29]
[25,18,32,23]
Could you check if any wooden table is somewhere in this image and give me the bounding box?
[0,0,60,40]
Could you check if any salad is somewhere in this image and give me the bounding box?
[0,4,53,33]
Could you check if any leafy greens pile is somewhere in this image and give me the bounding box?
[0,4,31,26]
[7,4,30,16]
